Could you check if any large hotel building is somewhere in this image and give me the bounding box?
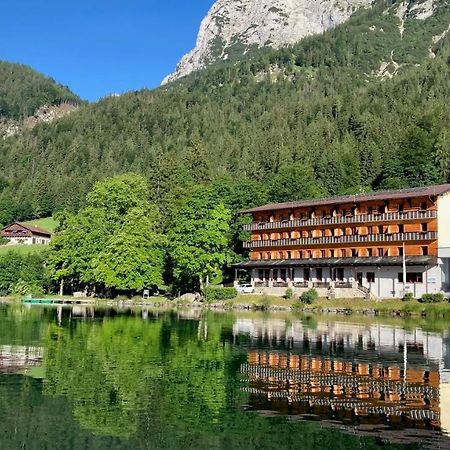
[235,183,450,298]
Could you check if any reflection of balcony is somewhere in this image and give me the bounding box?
[255,281,268,288]
[273,281,288,288]
[293,282,309,288]
[243,210,437,231]
[243,232,437,249]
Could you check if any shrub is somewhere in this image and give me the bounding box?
[402,292,414,302]
[259,295,272,311]
[285,288,293,299]
[300,289,318,304]
[421,293,445,303]
[204,286,237,302]
[11,279,43,297]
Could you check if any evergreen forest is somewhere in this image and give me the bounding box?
[0,0,450,226]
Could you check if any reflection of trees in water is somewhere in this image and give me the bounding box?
[1,307,432,448]
[42,315,235,437]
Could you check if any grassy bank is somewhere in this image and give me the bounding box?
[24,217,58,233]
[227,295,450,318]
[0,244,48,255]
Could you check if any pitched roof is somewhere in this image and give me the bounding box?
[1,222,52,237]
[233,256,437,268]
[241,183,450,214]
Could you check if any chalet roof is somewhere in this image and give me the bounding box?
[1,222,52,237]
[240,183,450,214]
[233,256,437,268]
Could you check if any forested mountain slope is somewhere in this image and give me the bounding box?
[0,62,80,120]
[0,0,449,225]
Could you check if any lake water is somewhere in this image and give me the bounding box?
[1,304,450,449]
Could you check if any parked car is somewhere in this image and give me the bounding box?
[236,284,255,294]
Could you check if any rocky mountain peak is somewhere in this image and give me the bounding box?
[163,0,374,84]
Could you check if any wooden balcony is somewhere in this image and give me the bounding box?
[243,231,438,249]
[243,210,437,232]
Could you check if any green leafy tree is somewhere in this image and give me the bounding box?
[48,174,165,296]
[94,207,165,292]
[168,187,232,291]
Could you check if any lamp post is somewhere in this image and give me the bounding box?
[403,242,407,296]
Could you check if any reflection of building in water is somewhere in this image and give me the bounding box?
[234,318,450,439]
[0,345,43,373]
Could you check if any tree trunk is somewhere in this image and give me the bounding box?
[59,278,64,297]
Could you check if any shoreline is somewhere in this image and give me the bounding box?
[4,295,450,318]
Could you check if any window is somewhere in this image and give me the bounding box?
[367,272,375,283]
[304,268,311,281]
[378,248,384,257]
[367,248,373,257]
[398,247,403,256]
[421,246,428,256]
[351,248,358,257]
[334,268,344,281]
[330,249,335,258]
[258,269,264,280]
[398,273,423,283]
[420,202,427,211]
[321,250,326,258]
[398,224,404,234]
[421,223,428,233]
[316,268,323,281]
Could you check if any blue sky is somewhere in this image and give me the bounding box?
[0,0,215,101]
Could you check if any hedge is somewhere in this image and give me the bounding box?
[204,286,238,302]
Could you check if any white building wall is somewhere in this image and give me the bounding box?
[251,264,441,298]
[5,236,50,245]
[438,192,450,292]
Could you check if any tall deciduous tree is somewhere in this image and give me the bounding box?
[48,174,165,296]
[168,187,232,292]
[94,207,165,292]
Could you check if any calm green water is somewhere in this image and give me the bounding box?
[1,305,450,449]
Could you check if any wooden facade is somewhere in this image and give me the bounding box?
[235,184,450,297]
[1,222,52,245]
[244,195,438,261]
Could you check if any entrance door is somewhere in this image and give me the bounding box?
[304,268,311,282]
[357,272,363,285]
[331,268,344,281]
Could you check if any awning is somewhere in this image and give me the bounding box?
[233,256,438,269]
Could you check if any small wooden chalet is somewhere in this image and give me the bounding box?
[1,222,52,245]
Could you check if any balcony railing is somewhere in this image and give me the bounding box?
[243,210,436,232]
[293,282,309,288]
[273,281,288,287]
[243,231,437,249]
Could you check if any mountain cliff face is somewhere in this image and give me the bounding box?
[163,0,374,83]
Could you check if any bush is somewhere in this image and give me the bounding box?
[11,279,43,297]
[402,292,414,302]
[300,289,318,304]
[421,293,445,303]
[285,288,293,299]
[204,286,237,302]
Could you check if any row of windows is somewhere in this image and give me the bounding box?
[261,202,430,222]
[257,223,428,240]
[257,269,424,284]
[254,246,429,260]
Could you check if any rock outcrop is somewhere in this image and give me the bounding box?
[163,0,374,83]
